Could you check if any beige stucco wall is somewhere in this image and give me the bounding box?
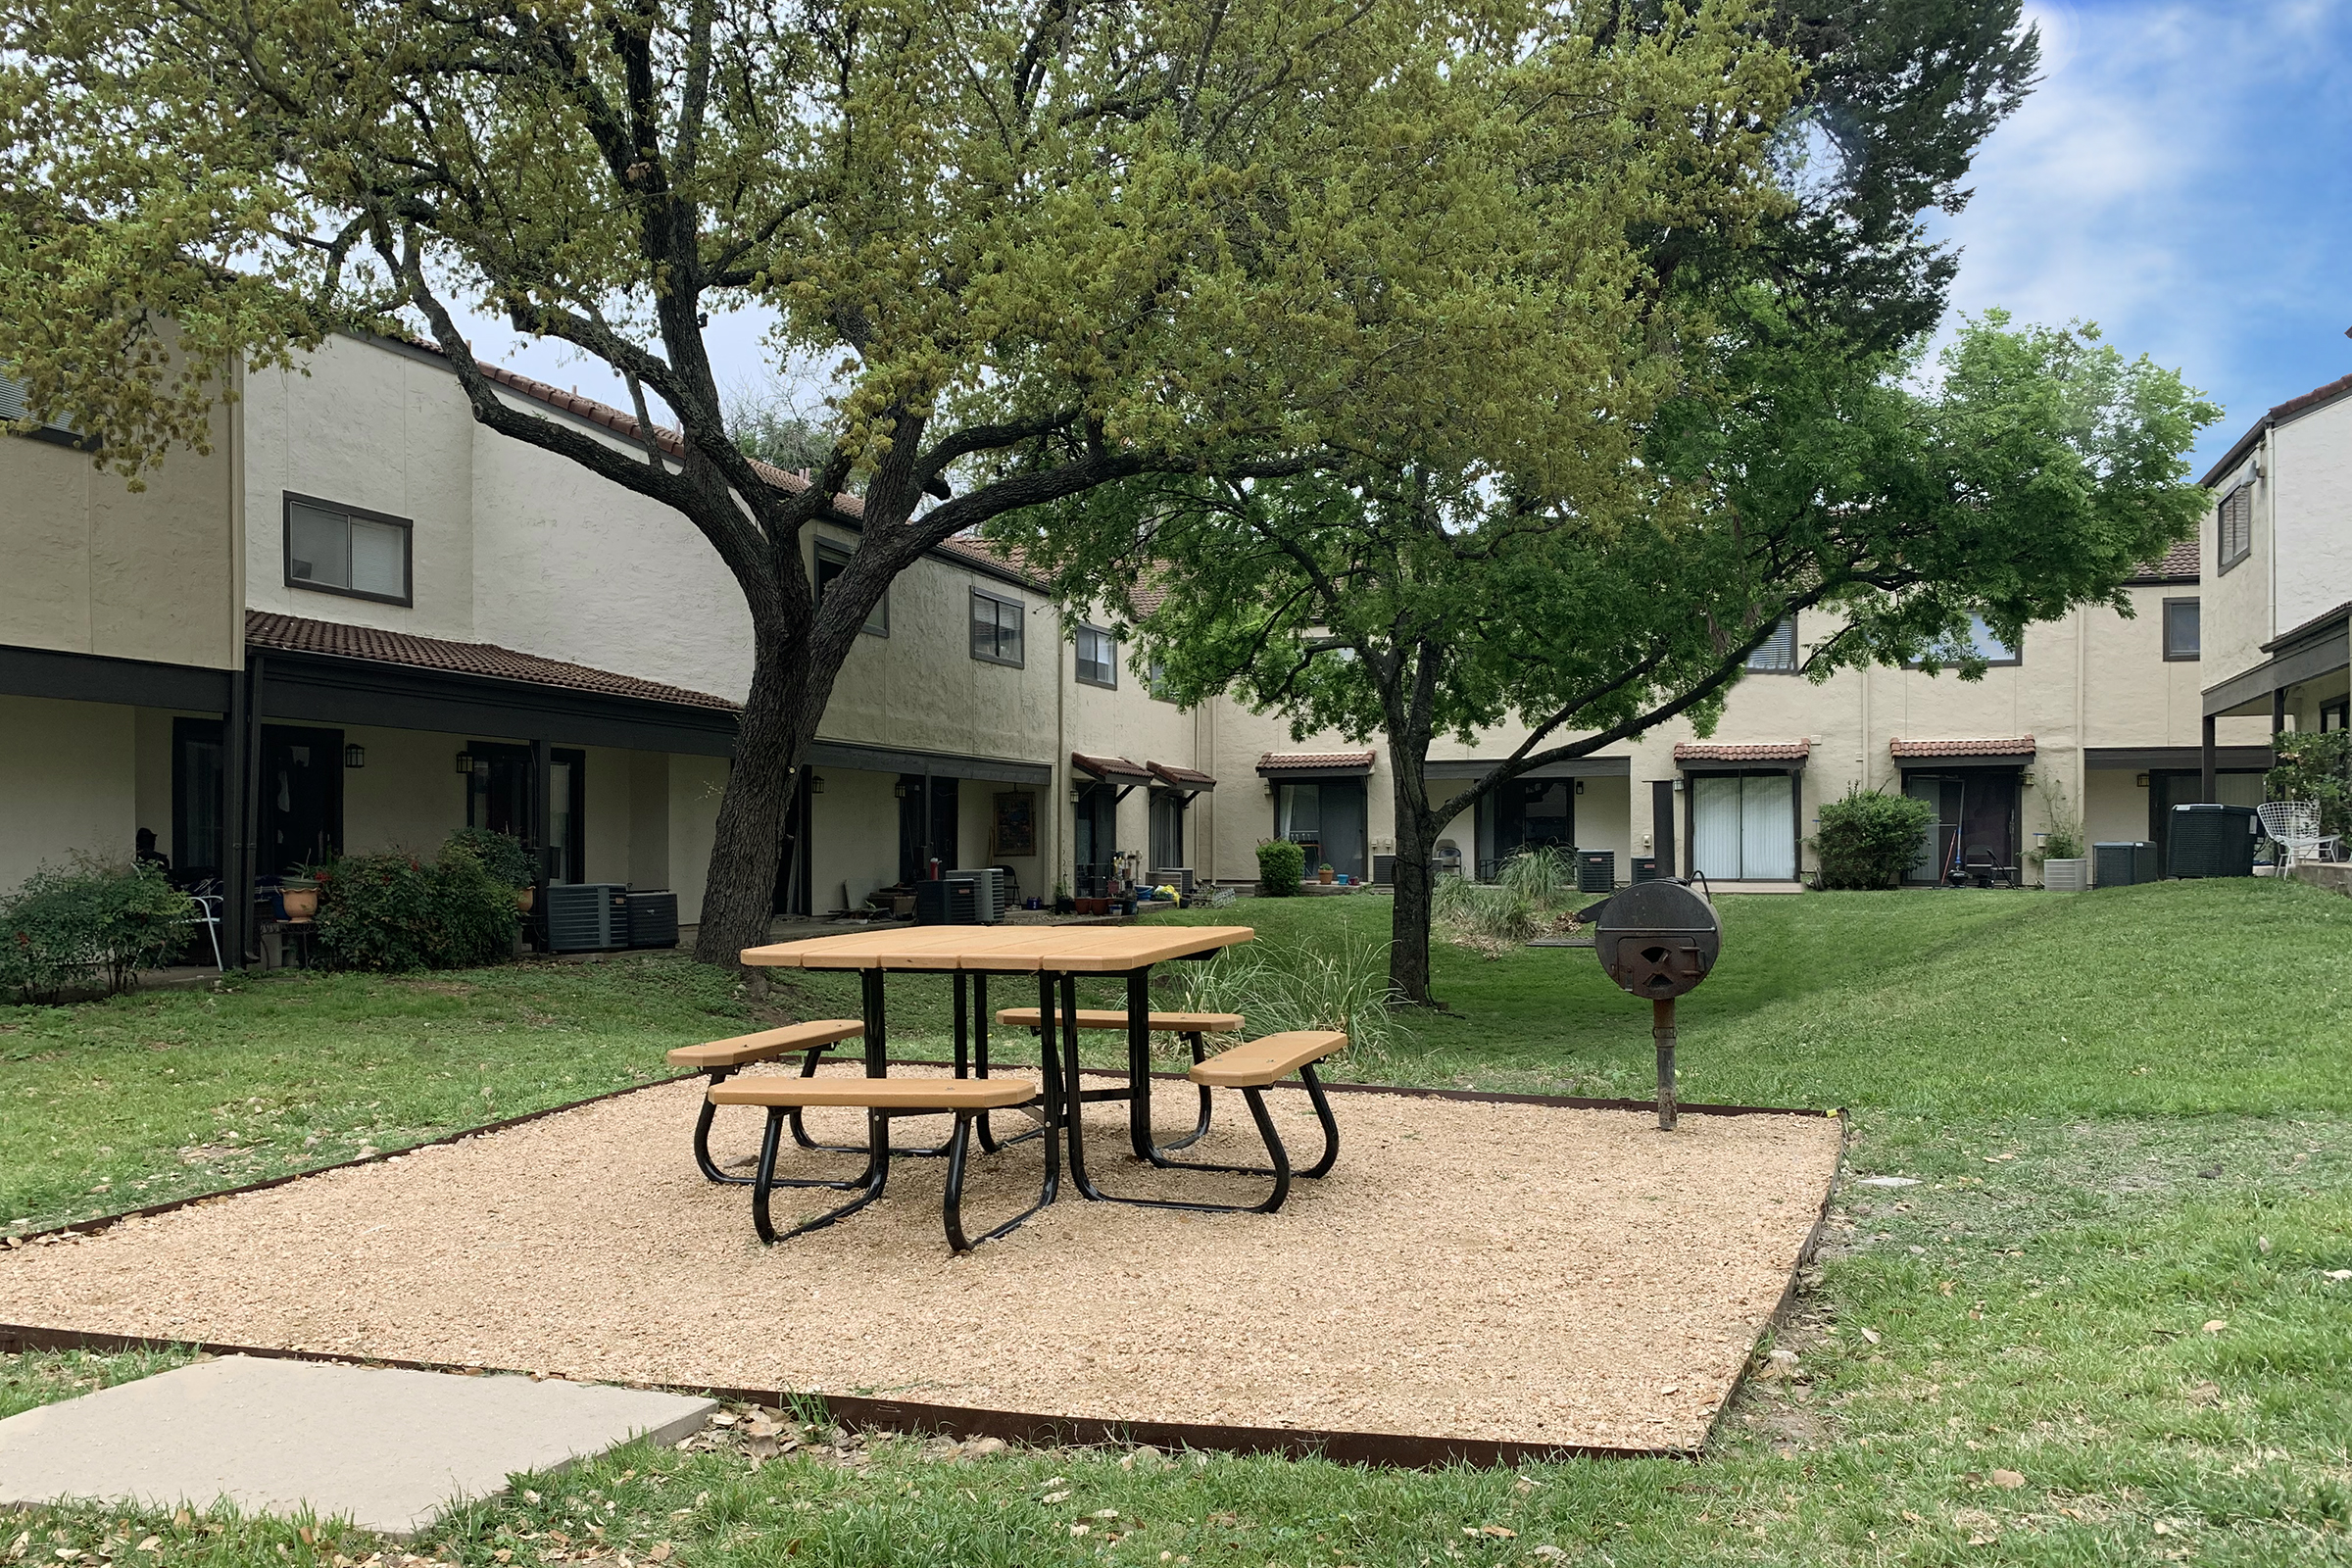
[1,407,240,670]
[0,696,136,893]
[2271,397,2352,641]
[2200,439,2273,695]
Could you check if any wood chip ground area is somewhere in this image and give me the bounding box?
[0,1071,1840,1451]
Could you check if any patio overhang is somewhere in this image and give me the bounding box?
[1071,751,1152,783]
[1256,750,1374,780]
[2201,602,2351,718]
[808,740,1052,787]
[1147,761,1216,797]
[1423,757,1630,779]
[1889,737,2035,763]
[2085,746,2274,772]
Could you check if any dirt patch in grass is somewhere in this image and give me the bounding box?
[0,1073,1840,1451]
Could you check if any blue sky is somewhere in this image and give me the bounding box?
[470,1,2352,481]
[1931,1,2352,476]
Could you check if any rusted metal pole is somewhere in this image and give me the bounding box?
[1652,997,1678,1131]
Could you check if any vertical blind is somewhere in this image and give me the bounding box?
[1691,773,1795,880]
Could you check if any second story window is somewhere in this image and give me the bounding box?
[284,493,412,606]
[815,540,888,636]
[970,588,1025,666]
[2218,481,2253,572]
[2163,597,2200,661]
[1746,617,1798,671]
[1076,625,1117,688]
[1149,658,1175,702]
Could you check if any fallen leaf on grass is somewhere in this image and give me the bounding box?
[1478,1525,1517,1538]
[133,1541,160,1556]
[2186,1382,2221,1404]
[2324,1270,2351,1283]
[1990,1470,2025,1490]
[1040,1491,1071,1505]
[2202,1320,2228,1334]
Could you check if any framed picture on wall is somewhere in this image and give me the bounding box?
[992,791,1037,858]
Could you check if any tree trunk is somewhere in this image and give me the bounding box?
[1385,729,1442,1005]
[692,632,811,965]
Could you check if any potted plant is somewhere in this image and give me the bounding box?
[2030,783,2088,891]
[280,860,329,922]
[1317,862,1336,885]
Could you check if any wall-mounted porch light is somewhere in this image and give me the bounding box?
[343,744,366,769]
[808,773,826,794]
[453,750,473,775]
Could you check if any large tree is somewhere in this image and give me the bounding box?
[0,0,1792,964]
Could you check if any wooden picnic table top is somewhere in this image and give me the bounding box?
[740,923,1254,973]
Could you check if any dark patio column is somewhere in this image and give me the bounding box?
[2200,713,2218,804]
[530,736,553,951]
[1651,778,1677,879]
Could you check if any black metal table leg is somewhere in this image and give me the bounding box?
[1126,967,1155,1162]
[953,971,969,1078]
[1060,970,1110,1200]
[1149,1034,1217,1156]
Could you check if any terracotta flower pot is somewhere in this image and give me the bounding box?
[1317,867,1335,885]
[280,886,318,922]
[515,885,536,912]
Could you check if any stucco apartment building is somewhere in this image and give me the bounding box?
[1,330,2279,950]
[2191,369,2352,763]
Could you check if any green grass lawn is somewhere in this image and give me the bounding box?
[5,880,2351,1565]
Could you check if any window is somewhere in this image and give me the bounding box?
[2163,597,2200,661]
[2324,700,2348,734]
[1148,658,1175,703]
[970,589,1024,665]
[0,373,91,448]
[2218,481,2253,572]
[1076,625,1117,688]
[1690,772,1796,881]
[284,493,413,605]
[1907,613,2020,668]
[814,540,888,635]
[1746,617,1798,672]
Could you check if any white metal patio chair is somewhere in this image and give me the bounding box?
[2255,800,2337,877]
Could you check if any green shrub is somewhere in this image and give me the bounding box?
[1811,787,1936,890]
[0,859,195,1003]
[1255,838,1305,897]
[445,825,536,889]
[2267,730,2352,840]
[313,836,518,971]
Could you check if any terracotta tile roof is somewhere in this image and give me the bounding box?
[246,612,738,711]
[2130,536,2200,582]
[1070,751,1151,781]
[2201,368,2352,488]
[1256,750,1376,773]
[1889,736,2035,759]
[1148,761,1216,789]
[933,533,1045,588]
[1674,741,1811,762]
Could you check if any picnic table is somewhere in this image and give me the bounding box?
[738,924,1256,1200]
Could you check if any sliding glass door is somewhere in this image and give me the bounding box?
[1689,771,1796,881]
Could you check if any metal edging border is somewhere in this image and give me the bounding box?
[3,1074,1840,1469]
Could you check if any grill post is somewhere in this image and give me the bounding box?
[1651,998,1678,1131]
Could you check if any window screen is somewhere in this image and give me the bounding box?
[970,590,1024,665]
[2163,598,2200,661]
[815,541,888,635]
[2218,482,2253,571]
[284,496,411,603]
[1076,625,1117,687]
[1746,618,1798,671]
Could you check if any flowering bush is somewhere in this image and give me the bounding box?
[313,836,518,971]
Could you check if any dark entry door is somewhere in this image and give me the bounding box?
[1149,790,1186,871]
[1487,777,1575,871]
[1073,781,1116,894]
[1902,769,2019,884]
[172,716,226,885]
[259,725,344,876]
[467,742,585,882]
[898,774,958,883]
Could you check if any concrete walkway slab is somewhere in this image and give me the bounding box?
[0,1355,714,1538]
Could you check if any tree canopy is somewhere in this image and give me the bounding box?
[0,0,1793,960]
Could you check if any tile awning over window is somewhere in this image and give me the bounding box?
[1148,761,1216,790]
[1257,750,1376,776]
[1889,736,2036,760]
[1071,751,1151,782]
[1673,741,1811,763]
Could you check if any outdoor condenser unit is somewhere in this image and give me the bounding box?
[546,882,628,952]
[2092,841,2159,888]
[2166,805,2259,879]
[1577,850,1617,894]
[622,890,679,949]
[1152,867,1199,894]
[950,867,1008,923]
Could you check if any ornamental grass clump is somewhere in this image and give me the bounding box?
[1811,787,1936,889]
[313,834,519,972]
[0,858,194,1003]
[1430,848,1578,956]
[1174,933,1410,1069]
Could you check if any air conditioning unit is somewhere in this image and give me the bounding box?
[1577,850,1617,893]
[950,867,1008,923]
[2166,806,2259,879]
[622,890,679,949]
[546,882,627,952]
[2092,841,2158,888]
[1151,867,1198,894]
